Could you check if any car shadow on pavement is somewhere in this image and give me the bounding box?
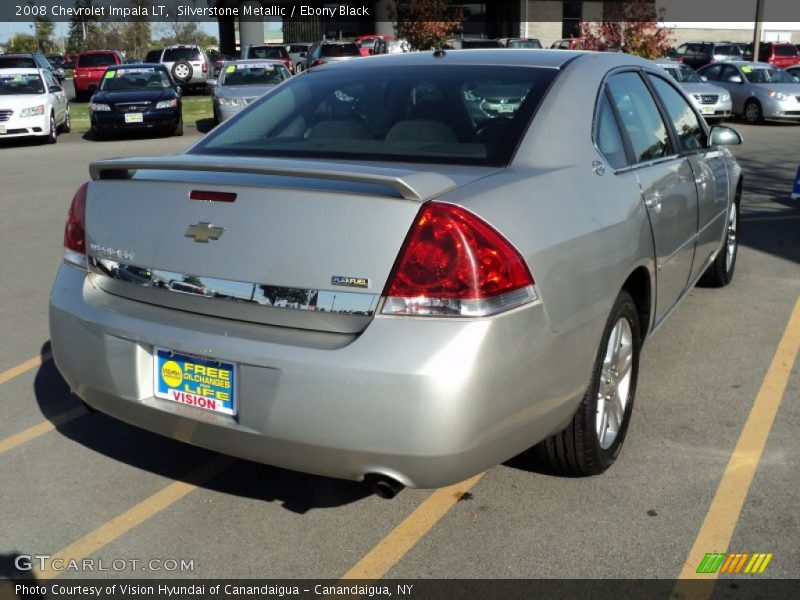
[33,342,373,514]
[0,553,45,597]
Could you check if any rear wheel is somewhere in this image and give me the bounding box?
[699,197,739,287]
[173,118,184,136]
[60,106,71,133]
[744,99,763,124]
[534,291,640,476]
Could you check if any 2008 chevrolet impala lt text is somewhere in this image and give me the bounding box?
[49,50,743,492]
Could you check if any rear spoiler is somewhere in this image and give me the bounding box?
[88,156,458,202]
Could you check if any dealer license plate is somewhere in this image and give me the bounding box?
[0,125,6,134]
[701,106,715,115]
[125,112,144,123]
[154,348,237,416]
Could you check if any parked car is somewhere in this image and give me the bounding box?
[45,55,68,81]
[354,34,393,56]
[88,63,182,138]
[0,67,69,143]
[656,61,732,121]
[501,38,543,49]
[672,42,743,70]
[786,65,800,80]
[240,44,293,73]
[0,52,58,79]
[286,43,312,73]
[446,38,504,49]
[743,42,800,68]
[50,50,743,492]
[212,59,290,124]
[698,61,800,123]
[550,38,583,50]
[145,45,213,93]
[73,50,124,101]
[303,42,361,69]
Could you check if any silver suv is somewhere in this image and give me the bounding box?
[145,45,212,92]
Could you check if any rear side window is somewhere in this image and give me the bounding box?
[320,44,360,58]
[648,75,706,153]
[595,93,628,170]
[605,72,671,164]
[77,53,116,67]
[145,50,162,63]
[163,48,202,62]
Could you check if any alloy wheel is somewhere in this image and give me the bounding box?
[596,317,634,450]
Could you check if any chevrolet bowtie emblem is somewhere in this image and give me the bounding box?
[185,222,225,243]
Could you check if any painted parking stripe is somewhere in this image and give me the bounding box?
[33,455,234,580]
[673,297,800,596]
[0,351,51,386]
[341,473,485,580]
[0,406,85,454]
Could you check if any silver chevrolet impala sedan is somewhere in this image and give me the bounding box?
[50,50,743,493]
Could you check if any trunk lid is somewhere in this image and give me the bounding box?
[85,155,497,333]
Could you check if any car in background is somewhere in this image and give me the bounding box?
[303,42,361,69]
[51,50,743,492]
[446,38,504,49]
[354,34,393,56]
[656,61,732,121]
[0,52,59,79]
[0,67,69,143]
[88,63,182,138]
[501,38,543,49]
[207,49,234,77]
[46,54,67,73]
[743,42,800,68]
[550,38,583,50]
[73,50,124,101]
[211,59,290,124]
[671,42,743,70]
[145,45,212,93]
[240,44,293,73]
[286,43,312,73]
[698,61,800,123]
[786,65,800,80]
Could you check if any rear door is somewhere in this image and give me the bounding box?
[606,71,698,324]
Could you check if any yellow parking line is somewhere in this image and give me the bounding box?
[33,455,234,581]
[341,473,485,580]
[673,298,800,597]
[0,406,86,454]
[0,351,51,385]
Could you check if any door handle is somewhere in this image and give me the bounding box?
[644,191,662,210]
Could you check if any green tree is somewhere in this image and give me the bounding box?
[7,33,39,53]
[66,0,100,53]
[121,0,152,60]
[32,17,57,53]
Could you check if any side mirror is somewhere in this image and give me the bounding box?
[709,125,742,147]
[207,79,216,87]
[700,75,708,82]
[794,76,800,83]
[48,85,61,93]
[728,75,743,84]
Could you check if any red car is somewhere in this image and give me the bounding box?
[354,34,393,57]
[73,50,123,101]
[744,42,800,68]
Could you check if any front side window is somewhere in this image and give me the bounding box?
[701,64,722,81]
[648,75,705,153]
[193,65,558,166]
[719,65,741,83]
[605,72,671,164]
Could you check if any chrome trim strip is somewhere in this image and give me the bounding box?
[87,256,380,317]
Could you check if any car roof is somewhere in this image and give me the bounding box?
[226,59,286,65]
[106,62,167,69]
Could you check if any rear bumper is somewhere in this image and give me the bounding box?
[49,264,590,488]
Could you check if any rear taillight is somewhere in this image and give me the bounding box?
[64,182,88,268]
[313,59,325,67]
[382,202,536,317]
[202,62,207,73]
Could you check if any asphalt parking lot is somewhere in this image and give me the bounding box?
[1,114,798,588]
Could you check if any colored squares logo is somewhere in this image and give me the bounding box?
[696,552,773,574]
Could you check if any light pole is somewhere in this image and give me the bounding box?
[753,0,764,61]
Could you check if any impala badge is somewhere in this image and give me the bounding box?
[185,222,225,243]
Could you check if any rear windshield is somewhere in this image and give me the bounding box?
[0,57,36,68]
[461,40,504,48]
[77,53,117,67]
[774,45,798,57]
[100,67,172,91]
[507,39,542,49]
[163,47,202,62]
[0,72,45,94]
[192,65,558,167]
[247,46,289,60]
[220,63,289,86]
[320,44,360,58]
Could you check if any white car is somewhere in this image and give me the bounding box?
[0,68,70,143]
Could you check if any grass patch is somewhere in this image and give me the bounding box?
[68,96,213,133]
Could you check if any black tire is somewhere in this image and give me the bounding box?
[171,60,193,84]
[534,291,641,476]
[744,99,763,124]
[173,118,184,136]
[90,125,105,141]
[45,113,57,144]
[60,107,71,133]
[698,195,740,288]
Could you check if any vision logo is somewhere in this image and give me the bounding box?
[696,552,773,574]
